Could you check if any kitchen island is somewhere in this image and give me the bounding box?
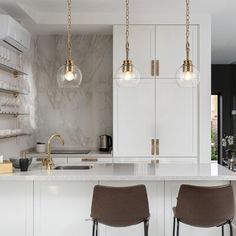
[0,162,236,236]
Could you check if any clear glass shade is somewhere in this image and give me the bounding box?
[176,63,200,88]
[57,63,82,88]
[115,64,141,88]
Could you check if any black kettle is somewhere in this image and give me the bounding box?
[99,135,112,152]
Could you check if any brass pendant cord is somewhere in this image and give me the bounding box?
[67,0,72,60]
[185,0,190,61]
[125,0,130,61]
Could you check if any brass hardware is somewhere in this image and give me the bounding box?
[151,60,155,76]
[65,59,74,73]
[155,60,160,76]
[122,60,133,73]
[81,158,98,162]
[13,71,18,78]
[42,134,65,170]
[151,139,155,155]
[156,139,160,155]
[183,59,193,73]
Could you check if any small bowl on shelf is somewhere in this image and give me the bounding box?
[9,157,33,169]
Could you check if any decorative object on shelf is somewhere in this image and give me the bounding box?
[36,142,46,153]
[222,135,234,160]
[176,0,200,88]
[56,0,82,88]
[115,0,140,87]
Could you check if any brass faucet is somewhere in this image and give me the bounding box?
[42,134,65,170]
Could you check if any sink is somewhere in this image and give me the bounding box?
[51,149,91,154]
[54,165,93,170]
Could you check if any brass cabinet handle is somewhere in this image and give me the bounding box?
[81,158,98,162]
[151,60,155,76]
[156,60,159,76]
[156,139,160,155]
[151,139,155,155]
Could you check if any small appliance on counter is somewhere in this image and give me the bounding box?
[99,135,112,152]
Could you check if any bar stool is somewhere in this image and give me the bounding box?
[172,184,235,236]
[90,184,150,236]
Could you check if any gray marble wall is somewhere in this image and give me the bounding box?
[34,35,113,148]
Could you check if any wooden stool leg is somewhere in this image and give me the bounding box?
[173,217,176,236]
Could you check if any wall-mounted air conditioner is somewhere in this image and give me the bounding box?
[0,15,31,53]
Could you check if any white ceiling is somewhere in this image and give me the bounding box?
[0,0,235,64]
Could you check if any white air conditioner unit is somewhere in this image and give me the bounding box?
[0,15,31,53]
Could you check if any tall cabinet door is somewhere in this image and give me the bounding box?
[113,25,155,78]
[156,80,198,157]
[113,79,156,156]
[156,25,198,78]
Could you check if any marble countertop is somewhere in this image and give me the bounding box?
[0,162,236,181]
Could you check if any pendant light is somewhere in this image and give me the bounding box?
[115,0,140,87]
[176,0,199,88]
[57,0,82,88]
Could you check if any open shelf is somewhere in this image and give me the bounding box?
[0,63,28,76]
[0,112,29,117]
[0,87,29,96]
[0,133,31,140]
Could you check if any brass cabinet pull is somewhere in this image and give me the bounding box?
[81,158,98,162]
[156,139,160,155]
[151,139,155,155]
[156,60,160,76]
[151,60,155,76]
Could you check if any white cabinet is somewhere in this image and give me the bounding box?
[113,25,155,78]
[113,79,156,156]
[0,181,33,236]
[156,80,198,156]
[113,24,199,158]
[114,79,198,157]
[156,25,198,78]
[34,181,97,236]
[113,25,198,79]
[99,181,165,236]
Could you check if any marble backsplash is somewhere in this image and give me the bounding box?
[33,35,113,148]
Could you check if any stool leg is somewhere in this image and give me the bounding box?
[229,221,233,236]
[144,220,149,236]
[92,221,96,236]
[95,221,98,236]
[177,220,180,236]
[222,225,224,236]
[173,217,176,236]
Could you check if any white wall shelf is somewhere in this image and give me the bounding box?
[0,63,28,76]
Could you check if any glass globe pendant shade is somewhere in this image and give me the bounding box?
[57,59,82,88]
[176,60,199,88]
[115,60,140,88]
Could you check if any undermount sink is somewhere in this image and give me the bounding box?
[51,149,91,154]
[54,165,93,170]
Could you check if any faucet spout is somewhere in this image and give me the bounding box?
[43,133,65,170]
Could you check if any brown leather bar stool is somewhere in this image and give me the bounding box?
[173,184,235,236]
[90,185,150,236]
